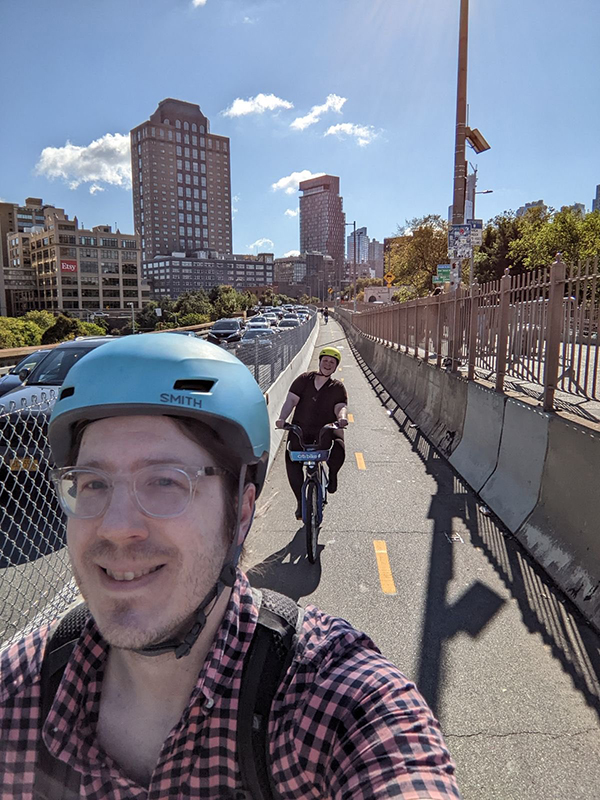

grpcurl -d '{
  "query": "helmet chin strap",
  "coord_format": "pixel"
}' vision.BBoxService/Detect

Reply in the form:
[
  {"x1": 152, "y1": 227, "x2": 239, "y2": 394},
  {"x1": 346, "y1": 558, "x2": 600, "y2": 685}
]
[{"x1": 133, "y1": 465, "x2": 249, "y2": 659}]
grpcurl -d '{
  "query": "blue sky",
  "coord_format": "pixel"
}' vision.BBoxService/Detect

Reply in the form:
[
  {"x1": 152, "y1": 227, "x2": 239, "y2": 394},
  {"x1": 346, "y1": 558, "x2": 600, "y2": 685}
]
[{"x1": 1, "y1": 0, "x2": 599, "y2": 258}]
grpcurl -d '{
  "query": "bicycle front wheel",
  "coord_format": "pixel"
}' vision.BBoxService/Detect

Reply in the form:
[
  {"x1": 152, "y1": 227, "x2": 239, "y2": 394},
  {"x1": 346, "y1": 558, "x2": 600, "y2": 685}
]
[{"x1": 305, "y1": 480, "x2": 319, "y2": 563}]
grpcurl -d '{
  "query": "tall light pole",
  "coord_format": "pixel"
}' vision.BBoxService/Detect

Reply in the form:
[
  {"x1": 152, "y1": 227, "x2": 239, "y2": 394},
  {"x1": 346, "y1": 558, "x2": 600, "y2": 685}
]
[
  {"x1": 452, "y1": 0, "x2": 469, "y2": 227},
  {"x1": 127, "y1": 302, "x2": 135, "y2": 334}
]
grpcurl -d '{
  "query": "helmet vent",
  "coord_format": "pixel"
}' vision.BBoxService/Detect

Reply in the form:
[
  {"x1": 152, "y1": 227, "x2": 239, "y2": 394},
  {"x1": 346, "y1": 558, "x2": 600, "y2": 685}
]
[
  {"x1": 173, "y1": 379, "x2": 216, "y2": 393},
  {"x1": 59, "y1": 386, "x2": 75, "y2": 400}
]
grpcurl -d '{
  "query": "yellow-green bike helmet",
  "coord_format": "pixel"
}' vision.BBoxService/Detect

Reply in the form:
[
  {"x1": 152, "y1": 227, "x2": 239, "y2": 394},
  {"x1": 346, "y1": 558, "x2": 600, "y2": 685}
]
[{"x1": 319, "y1": 346, "x2": 341, "y2": 363}]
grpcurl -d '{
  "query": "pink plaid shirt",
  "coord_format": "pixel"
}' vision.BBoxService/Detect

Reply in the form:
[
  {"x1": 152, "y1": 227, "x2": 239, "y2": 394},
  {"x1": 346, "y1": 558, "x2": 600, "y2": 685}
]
[{"x1": 1, "y1": 571, "x2": 461, "y2": 799}]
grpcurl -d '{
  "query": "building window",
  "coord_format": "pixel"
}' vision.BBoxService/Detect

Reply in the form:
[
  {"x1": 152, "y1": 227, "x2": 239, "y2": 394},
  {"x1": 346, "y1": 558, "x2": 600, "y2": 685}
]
[{"x1": 176, "y1": 120, "x2": 181, "y2": 129}]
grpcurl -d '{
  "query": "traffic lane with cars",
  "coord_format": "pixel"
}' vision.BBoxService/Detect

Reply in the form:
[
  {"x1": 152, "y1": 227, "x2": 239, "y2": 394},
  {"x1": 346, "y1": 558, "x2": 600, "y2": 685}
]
[{"x1": 245, "y1": 316, "x2": 600, "y2": 800}]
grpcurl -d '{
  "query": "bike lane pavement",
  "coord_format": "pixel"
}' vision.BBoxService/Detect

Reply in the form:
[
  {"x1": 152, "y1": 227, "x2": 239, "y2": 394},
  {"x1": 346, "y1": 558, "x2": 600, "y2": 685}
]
[{"x1": 246, "y1": 317, "x2": 600, "y2": 800}]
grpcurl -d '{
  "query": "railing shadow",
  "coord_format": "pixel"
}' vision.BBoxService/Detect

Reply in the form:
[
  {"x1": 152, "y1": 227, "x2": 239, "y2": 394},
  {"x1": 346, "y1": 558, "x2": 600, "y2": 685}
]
[{"x1": 351, "y1": 339, "x2": 600, "y2": 720}]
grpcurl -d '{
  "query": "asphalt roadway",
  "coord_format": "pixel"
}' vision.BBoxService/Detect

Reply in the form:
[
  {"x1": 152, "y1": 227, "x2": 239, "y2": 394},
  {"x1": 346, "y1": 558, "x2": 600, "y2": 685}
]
[{"x1": 245, "y1": 317, "x2": 600, "y2": 800}]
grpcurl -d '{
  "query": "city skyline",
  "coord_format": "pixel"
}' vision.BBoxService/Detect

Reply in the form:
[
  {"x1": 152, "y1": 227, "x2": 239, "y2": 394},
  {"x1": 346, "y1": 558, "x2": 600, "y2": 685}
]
[{"x1": 1, "y1": 0, "x2": 599, "y2": 261}]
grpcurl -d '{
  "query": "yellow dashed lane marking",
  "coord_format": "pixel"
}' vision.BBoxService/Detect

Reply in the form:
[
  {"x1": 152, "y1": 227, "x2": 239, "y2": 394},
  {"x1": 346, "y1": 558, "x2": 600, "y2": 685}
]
[
  {"x1": 355, "y1": 452, "x2": 366, "y2": 470},
  {"x1": 348, "y1": 413, "x2": 354, "y2": 423},
  {"x1": 373, "y1": 540, "x2": 397, "y2": 595}
]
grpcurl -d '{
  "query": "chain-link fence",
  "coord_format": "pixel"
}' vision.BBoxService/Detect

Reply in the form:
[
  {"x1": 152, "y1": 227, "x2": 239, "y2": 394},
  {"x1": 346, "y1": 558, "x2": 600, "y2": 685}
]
[
  {"x1": 222, "y1": 312, "x2": 317, "y2": 391},
  {"x1": 0, "y1": 313, "x2": 317, "y2": 647}
]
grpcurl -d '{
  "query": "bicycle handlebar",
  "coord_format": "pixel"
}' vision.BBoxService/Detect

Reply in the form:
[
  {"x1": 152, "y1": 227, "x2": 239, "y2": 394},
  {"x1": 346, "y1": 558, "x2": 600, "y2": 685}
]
[{"x1": 282, "y1": 421, "x2": 340, "y2": 450}]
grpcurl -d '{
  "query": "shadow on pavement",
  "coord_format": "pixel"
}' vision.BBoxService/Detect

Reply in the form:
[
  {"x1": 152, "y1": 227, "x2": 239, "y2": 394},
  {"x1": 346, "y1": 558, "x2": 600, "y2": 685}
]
[
  {"x1": 351, "y1": 340, "x2": 600, "y2": 721},
  {"x1": 247, "y1": 526, "x2": 324, "y2": 602}
]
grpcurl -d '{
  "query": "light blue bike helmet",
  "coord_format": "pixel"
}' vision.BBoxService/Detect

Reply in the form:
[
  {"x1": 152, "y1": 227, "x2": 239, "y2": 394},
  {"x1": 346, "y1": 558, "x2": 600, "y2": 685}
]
[
  {"x1": 49, "y1": 332, "x2": 271, "y2": 659},
  {"x1": 48, "y1": 332, "x2": 270, "y2": 495}
]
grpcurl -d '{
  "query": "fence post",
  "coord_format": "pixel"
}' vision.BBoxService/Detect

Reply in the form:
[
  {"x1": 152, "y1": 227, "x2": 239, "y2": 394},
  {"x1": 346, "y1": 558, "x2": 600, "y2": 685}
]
[
  {"x1": 495, "y1": 269, "x2": 511, "y2": 393},
  {"x1": 449, "y1": 290, "x2": 460, "y2": 372},
  {"x1": 543, "y1": 256, "x2": 567, "y2": 411},
  {"x1": 423, "y1": 299, "x2": 430, "y2": 363},
  {"x1": 467, "y1": 282, "x2": 479, "y2": 381},
  {"x1": 435, "y1": 292, "x2": 443, "y2": 368},
  {"x1": 413, "y1": 301, "x2": 419, "y2": 357}
]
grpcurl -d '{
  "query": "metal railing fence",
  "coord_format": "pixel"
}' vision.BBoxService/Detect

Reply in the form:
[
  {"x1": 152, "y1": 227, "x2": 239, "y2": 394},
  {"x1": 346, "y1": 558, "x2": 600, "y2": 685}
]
[
  {"x1": 0, "y1": 313, "x2": 316, "y2": 647},
  {"x1": 349, "y1": 257, "x2": 599, "y2": 411}
]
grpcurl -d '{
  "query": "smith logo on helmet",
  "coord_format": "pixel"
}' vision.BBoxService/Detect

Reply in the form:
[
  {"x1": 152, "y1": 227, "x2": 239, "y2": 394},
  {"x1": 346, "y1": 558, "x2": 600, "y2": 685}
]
[{"x1": 159, "y1": 393, "x2": 203, "y2": 408}]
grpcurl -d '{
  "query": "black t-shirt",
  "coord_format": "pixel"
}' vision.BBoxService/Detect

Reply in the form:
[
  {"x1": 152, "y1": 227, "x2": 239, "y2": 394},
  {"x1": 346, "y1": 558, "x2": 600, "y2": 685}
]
[{"x1": 289, "y1": 371, "x2": 348, "y2": 441}]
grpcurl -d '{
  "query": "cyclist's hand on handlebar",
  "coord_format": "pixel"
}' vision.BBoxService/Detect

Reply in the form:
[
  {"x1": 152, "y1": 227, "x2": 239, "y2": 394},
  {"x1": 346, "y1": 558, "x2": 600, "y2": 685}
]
[
  {"x1": 275, "y1": 419, "x2": 285, "y2": 429},
  {"x1": 337, "y1": 418, "x2": 349, "y2": 428}
]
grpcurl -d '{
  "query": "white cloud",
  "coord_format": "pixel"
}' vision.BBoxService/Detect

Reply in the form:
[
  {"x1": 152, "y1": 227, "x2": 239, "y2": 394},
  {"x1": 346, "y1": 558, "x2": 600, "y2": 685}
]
[
  {"x1": 192, "y1": 0, "x2": 207, "y2": 7},
  {"x1": 271, "y1": 169, "x2": 324, "y2": 195},
  {"x1": 290, "y1": 94, "x2": 346, "y2": 131},
  {"x1": 89, "y1": 184, "x2": 105, "y2": 195},
  {"x1": 285, "y1": 208, "x2": 299, "y2": 217},
  {"x1": 232, "y1": 194, "x2": 240, "y2": 215},
  {"x1": 283, "y1": 250, "x2": 300, "y2": 257},
  {"x1": 243, "y1": 16, "x2": 256, "y2": 24},
  {"x1": 223, "y1": 93, "x2": 293, "y2": 117},
  {"x1": 35, "y1": 132, "x2": 131, "y2": 191},
  {"x1": 324, "y1": 123, "x2": 378, "y2": 147},
  {"x1": 248, "y1": 237, "x2": 275, "y2": 252}
]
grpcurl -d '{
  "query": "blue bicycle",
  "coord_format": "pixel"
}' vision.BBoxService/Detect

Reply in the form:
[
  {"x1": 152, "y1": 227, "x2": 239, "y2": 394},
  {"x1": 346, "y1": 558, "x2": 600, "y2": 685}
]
[{"x1": 285, "y1": 422, "x2": 339, "y2": 563}]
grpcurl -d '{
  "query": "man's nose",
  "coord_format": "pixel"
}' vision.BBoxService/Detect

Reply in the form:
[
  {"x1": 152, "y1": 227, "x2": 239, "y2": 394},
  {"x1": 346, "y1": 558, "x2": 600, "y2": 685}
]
[{"x1": 96, "y1": 482, "x2": 149, "y2": 542}]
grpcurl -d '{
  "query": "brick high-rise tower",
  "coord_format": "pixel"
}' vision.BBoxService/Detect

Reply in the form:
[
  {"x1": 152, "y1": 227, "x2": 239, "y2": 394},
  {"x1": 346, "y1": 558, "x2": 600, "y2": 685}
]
[
  {"x1": 299, "y1": 174, "x2": 345, "y2": 287},
  {"x1": 130, "y1": 99, "x2": 232, "y2": 266}
]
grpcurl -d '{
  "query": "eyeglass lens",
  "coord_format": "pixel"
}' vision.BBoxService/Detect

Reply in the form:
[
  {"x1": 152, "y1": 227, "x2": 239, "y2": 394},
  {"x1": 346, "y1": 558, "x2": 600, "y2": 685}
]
[{"x1": 56, "y1": 466, "x2": 194, "y2": 519}]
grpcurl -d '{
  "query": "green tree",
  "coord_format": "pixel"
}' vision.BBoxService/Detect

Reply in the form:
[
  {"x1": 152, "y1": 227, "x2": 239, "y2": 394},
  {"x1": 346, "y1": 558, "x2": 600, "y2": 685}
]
[
  {"x1": 474, "y1": 212, "x2": 525, "y2": 283},
  {"x1": 209, "y1": 285, "x2": 241, "y2": 320},
  {"x1": 40, "y1": 315, "x2": 104, "y2": 344},
  {"x1": 79, "y1": 321, "x2": 106, "y2": 336},
  {"x1": 178, "y1": 312, "x2": 210, "y2": 327},
  {"x1": 0, "y1": 318, "x2": 45, "y2": 348},
  {"x1": 174, "y1": 290, "x2": 212, "y2": 319},
  {"x1": 23, "y1": 310, "x2": 55, "y2": 332},
  {"x1": 390, "y1": 215, "x2": 448, "y2": 296},
  {"x1": 509, "y1": 206, "x2": 600, "y2": 269}
]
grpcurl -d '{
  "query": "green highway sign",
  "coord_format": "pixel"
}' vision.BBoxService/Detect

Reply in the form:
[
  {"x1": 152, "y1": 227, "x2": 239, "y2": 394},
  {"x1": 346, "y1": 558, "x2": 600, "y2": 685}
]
[
  {"x1": 432, "y1": 276, "x2": 445, "y2": 284},
  {"x1": 436, "y1": 264, "x2": 451, "y2": 279}
]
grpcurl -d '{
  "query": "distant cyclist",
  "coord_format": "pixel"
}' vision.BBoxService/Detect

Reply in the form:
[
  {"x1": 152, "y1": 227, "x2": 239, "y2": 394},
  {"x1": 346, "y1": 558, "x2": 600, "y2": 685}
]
[
  {"x1": 323, "y1": 307, "x2": 329, "y2": 324},
  {"x1": 276, "y1": 346, "x2": 347, "y2": 519}
]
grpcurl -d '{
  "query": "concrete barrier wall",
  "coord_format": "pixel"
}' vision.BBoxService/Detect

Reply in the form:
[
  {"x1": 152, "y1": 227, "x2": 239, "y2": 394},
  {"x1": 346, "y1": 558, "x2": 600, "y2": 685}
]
[
  {"x1": 449, "y1": 383, "x2": 506, "y2": 492},
  {"x1": 479, "y1": 399, "x2": 550, "y2": 532},
  {"x1": 335, "y1": 309, "x2": 600, "y2": 630},
  {"x1": 517, "y1": 417, "x2": 600, "y2": 625},
  {"x1": 339, "y1": 313, "x2": 466, "y2": 456}
]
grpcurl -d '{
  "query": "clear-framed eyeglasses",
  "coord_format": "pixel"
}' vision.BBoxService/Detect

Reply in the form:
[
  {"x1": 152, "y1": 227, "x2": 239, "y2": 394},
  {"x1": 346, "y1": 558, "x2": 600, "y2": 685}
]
[{"x1": 50, "y1": 464, "x2": 230, "y2": 520}]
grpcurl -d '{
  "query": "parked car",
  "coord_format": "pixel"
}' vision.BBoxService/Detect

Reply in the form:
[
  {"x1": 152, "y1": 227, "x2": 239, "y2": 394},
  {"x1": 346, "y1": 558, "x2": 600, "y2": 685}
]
[
  {"x1": 236, "y1": 328, "x2": 277, "y2": 351},
  {"x1": 207, "y1": 318, "x2": 245, "y2": 345},
  {"x1": 246, "y1": 321, "x2": 272, "y2": 331},
  {"x1": 263, "y1": 313, "x2": 279, "y2": 327},
  {"x1": 0, "y1": 336, "x2": 114, "y2": 563},
  {"x1": 0, "y1": 349, "x2": 52, "y2": 399},
  {"x1": 278, "y1": 319, "x2": 301, "y2": 329}
]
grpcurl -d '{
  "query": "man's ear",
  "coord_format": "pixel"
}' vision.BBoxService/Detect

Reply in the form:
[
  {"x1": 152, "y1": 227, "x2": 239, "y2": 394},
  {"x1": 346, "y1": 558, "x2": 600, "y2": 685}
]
[{"x1": 236, "y1": 482, "x2": 256, "y2": 546}]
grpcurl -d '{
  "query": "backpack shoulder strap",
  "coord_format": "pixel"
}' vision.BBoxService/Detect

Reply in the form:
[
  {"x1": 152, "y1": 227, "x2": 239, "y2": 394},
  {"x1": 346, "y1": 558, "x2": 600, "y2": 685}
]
[
  {"x1": 34, "y1": 601, "x2": 88, "y2": 800},
  {"x1": 237, "y1": 587, "x2": 304, "y2": 800}
]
